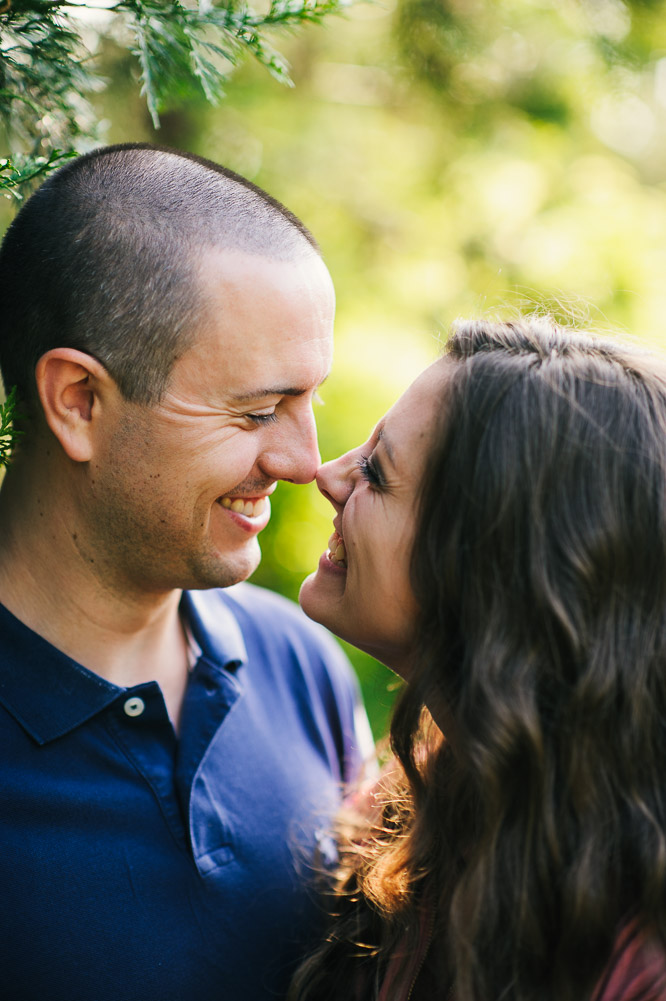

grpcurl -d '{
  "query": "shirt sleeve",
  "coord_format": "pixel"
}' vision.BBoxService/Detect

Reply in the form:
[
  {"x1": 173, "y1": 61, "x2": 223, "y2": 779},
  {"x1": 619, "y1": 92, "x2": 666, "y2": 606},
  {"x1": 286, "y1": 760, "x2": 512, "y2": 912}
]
[{"x1": 320, "y1": 632, "x2": 377, "y2": 784}]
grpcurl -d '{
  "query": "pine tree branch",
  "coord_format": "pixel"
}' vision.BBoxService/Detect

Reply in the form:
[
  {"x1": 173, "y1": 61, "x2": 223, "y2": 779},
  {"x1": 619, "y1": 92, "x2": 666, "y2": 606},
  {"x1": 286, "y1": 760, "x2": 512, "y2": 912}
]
[
  {"x1": 0, "y1": 149, "x2": 77, "y2": 197},
  {"x1": 1, "y1": 0, "x2": 351, "y2": 186}
]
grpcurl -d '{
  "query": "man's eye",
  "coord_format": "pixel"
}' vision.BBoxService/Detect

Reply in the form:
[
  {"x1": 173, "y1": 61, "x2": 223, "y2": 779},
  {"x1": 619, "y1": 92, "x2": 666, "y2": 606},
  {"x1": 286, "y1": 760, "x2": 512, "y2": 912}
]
[{"x1": 246, "y1": 412, "x2": 279, "y2": 426}]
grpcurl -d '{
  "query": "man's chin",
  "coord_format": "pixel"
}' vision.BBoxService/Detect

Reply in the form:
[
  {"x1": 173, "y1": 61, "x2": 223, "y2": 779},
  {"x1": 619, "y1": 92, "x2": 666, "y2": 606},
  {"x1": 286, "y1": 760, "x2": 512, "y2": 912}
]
[{"x1": 186, "y1": 542, "x2": 262, "y2": 591}]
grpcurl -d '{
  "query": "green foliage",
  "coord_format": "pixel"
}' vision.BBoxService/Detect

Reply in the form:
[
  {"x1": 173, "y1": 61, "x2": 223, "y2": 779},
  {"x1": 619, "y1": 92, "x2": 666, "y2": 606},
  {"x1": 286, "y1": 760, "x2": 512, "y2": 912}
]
[
  {"x1": 121, "y1": 0, "x2": 347, "y2": 128},
  {"x1": 0, "y1": 0, "x2": 98, "y2": 166},
  {"x1": 0, "y1": 388, "x2": 21, "y2": 468},
  {"x1": 0, "y1": 0, "x2": 350, "y2": 196},
  {"x1": 0, "y1": 149, "x2": 77, "y2": 200}
]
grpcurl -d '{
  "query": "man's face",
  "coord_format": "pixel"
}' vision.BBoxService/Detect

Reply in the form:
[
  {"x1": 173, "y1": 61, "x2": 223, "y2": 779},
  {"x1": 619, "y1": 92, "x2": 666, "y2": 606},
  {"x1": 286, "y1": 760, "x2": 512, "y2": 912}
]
[{"x1": 83, "y1": 249, "x2": 335, "y2": 596}]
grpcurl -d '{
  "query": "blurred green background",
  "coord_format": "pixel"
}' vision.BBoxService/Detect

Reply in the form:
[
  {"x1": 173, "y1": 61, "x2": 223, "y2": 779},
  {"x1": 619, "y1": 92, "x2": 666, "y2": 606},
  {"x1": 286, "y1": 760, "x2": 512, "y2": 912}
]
[{"x1": 5, "y1": 0, "x2": 666, "y2": 738}]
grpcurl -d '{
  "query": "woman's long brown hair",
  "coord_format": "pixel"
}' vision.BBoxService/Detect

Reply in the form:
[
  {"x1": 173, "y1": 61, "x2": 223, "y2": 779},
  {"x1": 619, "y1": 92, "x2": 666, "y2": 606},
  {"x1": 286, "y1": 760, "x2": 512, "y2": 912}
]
[{"x1": 290, "y1": 318, "x2": 666, "y2": 1001}]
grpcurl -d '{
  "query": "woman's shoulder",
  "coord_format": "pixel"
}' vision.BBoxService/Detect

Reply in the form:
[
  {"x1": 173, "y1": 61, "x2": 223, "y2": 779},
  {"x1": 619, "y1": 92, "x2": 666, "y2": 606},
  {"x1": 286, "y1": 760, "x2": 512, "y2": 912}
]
[{"x1": 594, "y1": 921, "x2": 666, "y2": 1001}]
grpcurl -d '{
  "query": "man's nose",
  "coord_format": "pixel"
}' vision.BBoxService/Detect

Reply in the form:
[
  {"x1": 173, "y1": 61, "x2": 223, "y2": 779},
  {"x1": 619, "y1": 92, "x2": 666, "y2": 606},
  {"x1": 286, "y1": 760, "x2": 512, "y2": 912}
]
[{"x1": 259, "y1": 406, "x2": 321, "y2": 485}]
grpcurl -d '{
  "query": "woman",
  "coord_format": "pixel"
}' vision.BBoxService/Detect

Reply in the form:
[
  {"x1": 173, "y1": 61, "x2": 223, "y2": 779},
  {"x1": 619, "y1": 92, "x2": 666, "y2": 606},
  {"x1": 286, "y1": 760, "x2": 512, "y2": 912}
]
[{"x1": 293, "y1": 318, "x2": 666, "y2": 1001}]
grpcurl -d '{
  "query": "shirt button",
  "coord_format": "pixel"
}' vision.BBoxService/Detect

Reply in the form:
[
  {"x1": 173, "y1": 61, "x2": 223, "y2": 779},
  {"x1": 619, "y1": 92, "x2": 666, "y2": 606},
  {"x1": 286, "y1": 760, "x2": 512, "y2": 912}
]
[{"x1": 123, "y1": 696, "x2": 145, "y2": 718}]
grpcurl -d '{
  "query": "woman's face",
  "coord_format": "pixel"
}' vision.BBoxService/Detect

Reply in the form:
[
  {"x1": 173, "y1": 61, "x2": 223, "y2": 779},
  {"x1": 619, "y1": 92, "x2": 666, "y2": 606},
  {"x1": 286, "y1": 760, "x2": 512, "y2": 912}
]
[{"x1": 299, "y1": 358, "x2": 449, "y2": 672}]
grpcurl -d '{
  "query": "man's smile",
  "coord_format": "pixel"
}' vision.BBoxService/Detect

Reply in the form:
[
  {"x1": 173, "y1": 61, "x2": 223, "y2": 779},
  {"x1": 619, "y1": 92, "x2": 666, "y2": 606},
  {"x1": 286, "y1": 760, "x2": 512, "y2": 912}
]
[{"x1": 218, "y1": 495, "x2": 268, "y2": 518}]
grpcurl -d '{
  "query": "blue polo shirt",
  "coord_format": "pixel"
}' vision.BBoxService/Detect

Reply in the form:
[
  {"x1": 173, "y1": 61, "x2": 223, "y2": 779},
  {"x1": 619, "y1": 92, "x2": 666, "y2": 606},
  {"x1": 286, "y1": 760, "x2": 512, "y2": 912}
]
[{"x1": 0, "y1": 583, "x2": 368, "y2": 1001}]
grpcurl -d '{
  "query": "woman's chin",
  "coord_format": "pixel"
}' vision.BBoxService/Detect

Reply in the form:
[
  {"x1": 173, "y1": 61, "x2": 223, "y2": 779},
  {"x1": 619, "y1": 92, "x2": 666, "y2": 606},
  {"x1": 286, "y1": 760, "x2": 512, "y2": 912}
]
[
  {"x1": 298, "y1": 567, "x2": 337, "y2": 631},
  {"x1": 299, "y1": 552, "x2": 346, "y2": 625},
  {"x1": 299, "y1": 558, "x2": 417, "y2": 678},
  {"x1": 297, "y1": 569, "x2": 318, "y2": 616}
]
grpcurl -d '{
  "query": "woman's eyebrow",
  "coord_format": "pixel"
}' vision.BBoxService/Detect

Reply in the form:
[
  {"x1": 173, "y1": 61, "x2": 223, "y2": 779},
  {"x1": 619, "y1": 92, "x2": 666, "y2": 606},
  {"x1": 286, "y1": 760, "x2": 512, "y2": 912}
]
[{"x1": 377, "y1": 427, "x2": 396, "y2": 467}]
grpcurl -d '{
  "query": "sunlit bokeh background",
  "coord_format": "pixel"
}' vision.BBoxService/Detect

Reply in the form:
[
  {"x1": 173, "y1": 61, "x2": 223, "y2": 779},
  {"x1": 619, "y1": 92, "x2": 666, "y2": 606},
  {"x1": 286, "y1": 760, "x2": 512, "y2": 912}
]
[{"x1": 4, "y1": 0, "x2": 666, "y2": 736}]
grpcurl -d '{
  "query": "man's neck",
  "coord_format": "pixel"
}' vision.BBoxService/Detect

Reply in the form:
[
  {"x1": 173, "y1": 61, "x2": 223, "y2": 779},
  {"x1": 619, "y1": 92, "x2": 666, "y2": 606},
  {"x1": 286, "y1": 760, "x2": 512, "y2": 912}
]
[{"x1": 0, "y1": 455, "x2": 192, "y2": 729}]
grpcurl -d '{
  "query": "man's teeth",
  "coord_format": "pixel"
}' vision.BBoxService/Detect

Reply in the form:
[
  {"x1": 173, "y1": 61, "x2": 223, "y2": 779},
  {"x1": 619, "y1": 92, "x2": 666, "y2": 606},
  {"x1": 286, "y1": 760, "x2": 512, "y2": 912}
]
[
  {"x1": 220, "y1": 496, "x2": 266, "y2": 517},
  {"x1": 328, "y1": 532, "x2": 347, "y2": 568}
]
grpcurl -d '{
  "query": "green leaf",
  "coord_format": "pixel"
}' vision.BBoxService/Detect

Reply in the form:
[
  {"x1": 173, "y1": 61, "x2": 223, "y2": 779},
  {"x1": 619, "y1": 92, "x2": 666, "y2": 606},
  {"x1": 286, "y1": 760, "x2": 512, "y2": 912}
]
[
  {"x1": 0, "y1": 388, "x2": 22, "y2": 469},
  {"x1": 0, "y1": 149, "x2": 77, "y2": 198}
]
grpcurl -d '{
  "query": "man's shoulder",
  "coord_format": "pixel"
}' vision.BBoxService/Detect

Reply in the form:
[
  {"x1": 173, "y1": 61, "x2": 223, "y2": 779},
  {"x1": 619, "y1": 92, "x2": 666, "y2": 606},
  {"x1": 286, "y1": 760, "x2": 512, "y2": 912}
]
[{"x1": 189, "y1": 581, "x2": 347, "y2": 667}]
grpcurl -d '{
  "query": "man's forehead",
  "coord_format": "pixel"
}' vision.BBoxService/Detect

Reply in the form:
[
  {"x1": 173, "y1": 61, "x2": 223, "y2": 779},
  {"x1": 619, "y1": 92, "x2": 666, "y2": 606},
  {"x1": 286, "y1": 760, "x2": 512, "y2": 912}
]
[
  {"x1": 196, "y1": 244, "x2": 332, "y2": 292},
  {"x1": 173, "y1": 248, "x2": 334, "y2": 403}
]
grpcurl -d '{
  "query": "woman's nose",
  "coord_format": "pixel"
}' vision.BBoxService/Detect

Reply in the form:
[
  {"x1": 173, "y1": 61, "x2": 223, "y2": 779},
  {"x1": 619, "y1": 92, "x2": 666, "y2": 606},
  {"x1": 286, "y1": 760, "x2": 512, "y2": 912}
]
[{"x1": 316, "y1": 450, "x2": 356, "y2": 509}]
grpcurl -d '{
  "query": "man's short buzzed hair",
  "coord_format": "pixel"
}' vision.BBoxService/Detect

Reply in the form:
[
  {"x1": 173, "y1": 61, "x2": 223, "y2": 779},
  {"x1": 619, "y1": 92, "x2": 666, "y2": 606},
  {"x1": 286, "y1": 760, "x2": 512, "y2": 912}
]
[{"x1": 0, "y1": 143, "x2": 320, "y2": 408}]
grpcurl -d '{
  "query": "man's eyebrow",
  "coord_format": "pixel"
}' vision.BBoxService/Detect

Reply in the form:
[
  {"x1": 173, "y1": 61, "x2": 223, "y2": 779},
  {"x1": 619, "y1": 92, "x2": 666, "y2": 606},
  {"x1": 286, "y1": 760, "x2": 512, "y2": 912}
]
[
  {"x1": 377, "y1": 427, "x2": 396, "y2": 467},
  {"x1": 230, "y1": 387, "x2": 306, "y2": 403},
  {"x1": 230, "y1": 375, "x2": 329, "y2": 405}
]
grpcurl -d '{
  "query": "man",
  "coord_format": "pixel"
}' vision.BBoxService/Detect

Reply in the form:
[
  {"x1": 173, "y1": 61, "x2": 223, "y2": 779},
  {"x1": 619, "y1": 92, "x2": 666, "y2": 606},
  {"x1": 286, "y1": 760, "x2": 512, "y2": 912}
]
[{"x1": 0, "y1": 144, "x2": 370, "y2": 1001}]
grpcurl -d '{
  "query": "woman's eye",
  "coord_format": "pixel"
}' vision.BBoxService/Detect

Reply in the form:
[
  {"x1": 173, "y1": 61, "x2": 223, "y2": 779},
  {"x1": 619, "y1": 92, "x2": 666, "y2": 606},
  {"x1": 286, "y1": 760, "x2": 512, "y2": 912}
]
[
  {"x1": 357, "y1": 453, "x2": 383, "y2": 488},
  {"x1": 246, "y1": 412, "x2": 278, "y2": 426}
]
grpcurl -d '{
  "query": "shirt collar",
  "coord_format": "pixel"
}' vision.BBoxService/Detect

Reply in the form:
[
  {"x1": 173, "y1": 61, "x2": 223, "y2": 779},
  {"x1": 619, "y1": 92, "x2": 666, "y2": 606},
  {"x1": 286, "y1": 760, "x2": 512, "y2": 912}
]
[
  {"x1": 0, "y1": 600, "x2": 121, "y2": 744},
  {"x1": 0, "y1": 591, "x2": 248, "y2": 746},
  {"x1": 180, "y1": 590, "x2": 247, "y2": 670}
]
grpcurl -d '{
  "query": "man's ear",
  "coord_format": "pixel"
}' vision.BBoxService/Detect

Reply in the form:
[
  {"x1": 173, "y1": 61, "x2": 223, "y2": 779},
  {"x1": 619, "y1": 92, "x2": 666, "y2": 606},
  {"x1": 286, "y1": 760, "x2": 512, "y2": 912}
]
[{"x1": 35, "y1": 348, "x2": 112, "y2": 463}]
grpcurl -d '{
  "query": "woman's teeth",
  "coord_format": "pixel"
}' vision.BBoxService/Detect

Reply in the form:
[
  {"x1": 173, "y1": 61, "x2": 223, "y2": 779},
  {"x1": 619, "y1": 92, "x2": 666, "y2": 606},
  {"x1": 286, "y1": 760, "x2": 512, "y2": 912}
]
[
  {"x1": 220, "y1": 496, "x2": 266, "y2": 518},
  {"x1": 328, "y1": 532, "x2": 347, "y2": 568}
]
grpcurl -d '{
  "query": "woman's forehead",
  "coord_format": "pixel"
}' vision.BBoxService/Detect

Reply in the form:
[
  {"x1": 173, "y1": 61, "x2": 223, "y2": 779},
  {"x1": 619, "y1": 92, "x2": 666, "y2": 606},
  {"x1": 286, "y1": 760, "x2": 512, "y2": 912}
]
[
  {"x1": 387, "y1": 358, "x2": 449, "y2": 425},
  {"x1": 381, "y1": 359, "x2": 450, "y2": 467}
]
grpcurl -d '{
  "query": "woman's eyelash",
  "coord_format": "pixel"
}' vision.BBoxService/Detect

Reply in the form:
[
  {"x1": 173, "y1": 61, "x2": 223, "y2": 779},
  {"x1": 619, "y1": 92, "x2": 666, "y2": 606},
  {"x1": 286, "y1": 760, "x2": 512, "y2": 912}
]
[
  {"x1": 357, "y1": 453, "x2": 383, "y2": 487},
  {"x1": 245, "y1": 412, "x2": 276, "y2": 424}
]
